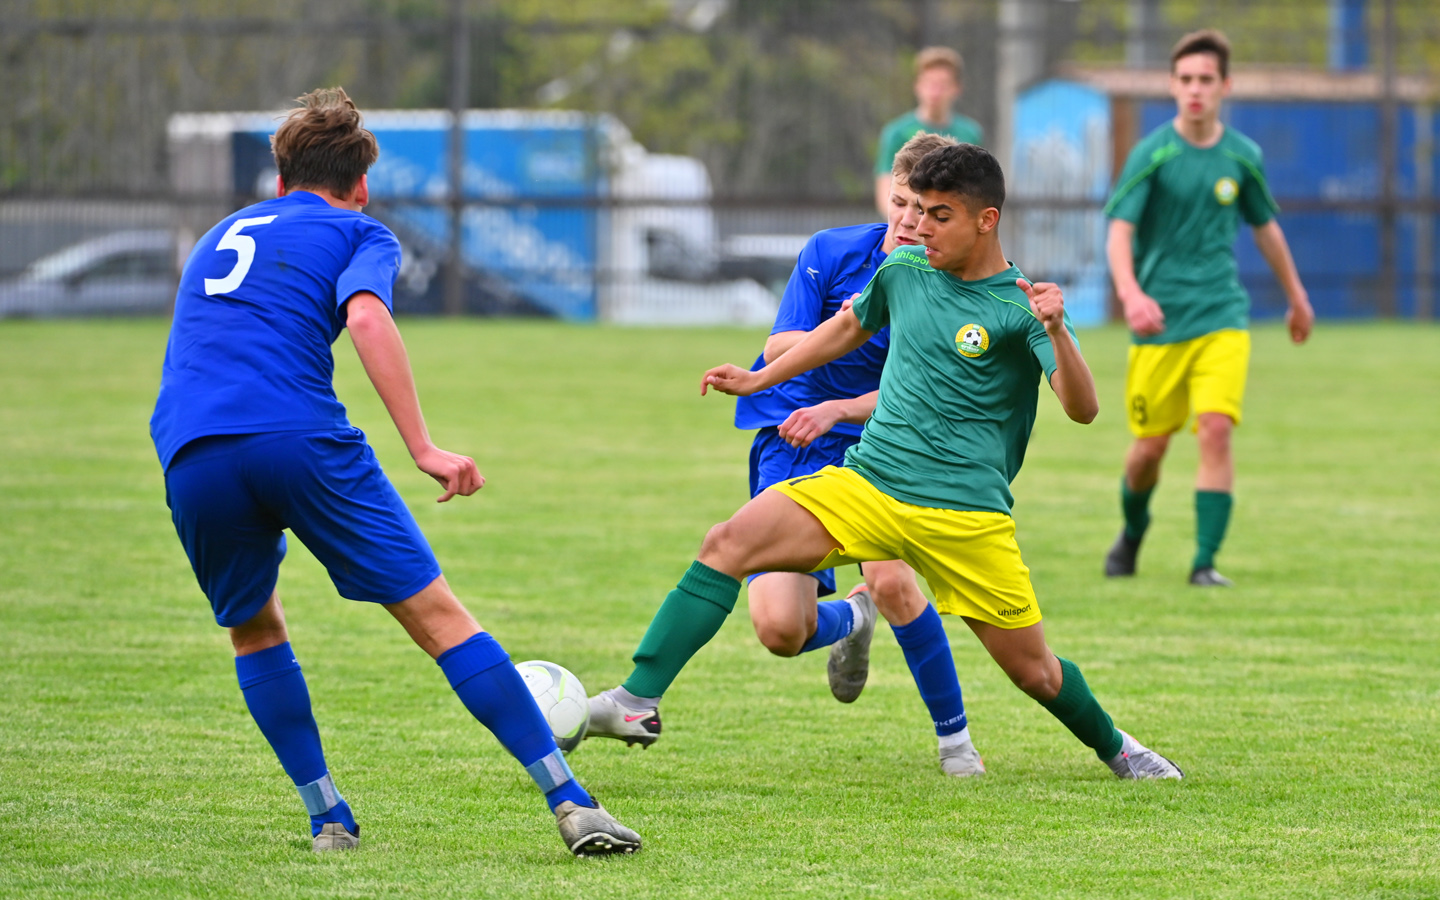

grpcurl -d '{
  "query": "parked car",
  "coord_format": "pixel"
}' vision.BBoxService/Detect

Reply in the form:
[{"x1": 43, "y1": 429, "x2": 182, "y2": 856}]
[{"x1": 0, "y1": 230, "x2": 177, "y2": 318}]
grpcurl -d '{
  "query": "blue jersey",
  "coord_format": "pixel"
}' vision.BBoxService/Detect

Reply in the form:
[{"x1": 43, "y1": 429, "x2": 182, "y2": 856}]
[
  {"x1": 733, "y1": 223, "x2": 891, "y2": 438},
  {"x1": 150, "y1": 191, "x2": 401, "y2": 469}
]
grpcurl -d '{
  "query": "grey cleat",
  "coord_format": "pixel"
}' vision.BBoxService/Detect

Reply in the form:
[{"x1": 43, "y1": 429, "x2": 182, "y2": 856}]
[
  {"x1": 1106, "y1": 730, "x2": 1184, "y2": 780},
  {"x1": 312, "y1": 822, "x2": 359, "y2": 852},
  {"x1": 828, "y1": 587, "x2": 877, "y2": 703},
  {"x1": 1104, "y1": 530, "x2": 1142, "y2": 577},
  {"x1": 585, "y1": 689, "x2": 661, "y2": 748},
  {"x1": 555, "y1": 800, "x2": 643, "y2": 856},
  {"x1": 939, "y1": 737, "x2": 986, "y2": 778},
  {"x1": 1189, "y1": 566, "x2": 1233, "y2": 587}
]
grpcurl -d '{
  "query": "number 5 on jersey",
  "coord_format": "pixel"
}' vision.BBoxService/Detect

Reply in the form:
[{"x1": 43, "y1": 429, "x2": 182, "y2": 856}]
[{"x1": 204, "y1": 215, "x2": 278, "y2": 295}]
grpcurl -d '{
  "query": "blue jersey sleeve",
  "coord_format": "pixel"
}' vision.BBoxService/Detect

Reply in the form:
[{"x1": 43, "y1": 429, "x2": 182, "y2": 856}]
[
  {"x1": 772, "y1": 235, "x2": 829, "y2": 334},
  {"x1": 335, "y1": 221, "x2": 401, "y2": 313}
]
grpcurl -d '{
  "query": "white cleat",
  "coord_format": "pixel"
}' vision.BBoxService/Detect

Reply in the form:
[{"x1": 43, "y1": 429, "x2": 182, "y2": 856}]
[
  {"x1": 584, "y1": 689, "x2": 661, "y2": 748},
  {"x1": 1106, "y1": 730, "x2": 1184, "y2": 780},
  {"x1": 828, "y1": 587, "x2": 877, "y2": 703},
  {"x1": 555, "y1": 800, "x2": 642, "y2": 856},
  {"x1": 939, "y1": 737, "x2": 986, "y2": 777},
  {"x1": 312, "y1": 822, "x2": 359, "y2": 852}
]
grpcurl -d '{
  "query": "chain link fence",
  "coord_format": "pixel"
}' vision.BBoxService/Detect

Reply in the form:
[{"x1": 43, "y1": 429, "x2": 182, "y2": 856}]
[{"x1": 2, "y1": 0, "x2": 1437, "y2": 322}]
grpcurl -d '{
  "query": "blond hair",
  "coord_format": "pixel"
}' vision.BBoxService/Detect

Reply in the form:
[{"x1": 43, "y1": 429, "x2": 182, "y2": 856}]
[
  {"x1": 892, "y1": 131, "x2": 960, "y2": 182},
  {"x1": 914, "y1": 46, "x2": 963, "y2": 81}
]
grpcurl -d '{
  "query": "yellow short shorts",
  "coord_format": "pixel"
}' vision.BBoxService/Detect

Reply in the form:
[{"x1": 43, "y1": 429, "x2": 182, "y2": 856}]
[
  {"x1": 1125, "y1": 328, "x2": 1250, "y2": 438},
  {"x1": 770, "y1": 465, "x2": 1041, "y2": 629}
]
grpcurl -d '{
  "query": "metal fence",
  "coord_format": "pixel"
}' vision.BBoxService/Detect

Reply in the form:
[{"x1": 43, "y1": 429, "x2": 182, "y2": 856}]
[{"x1": 2, "y1": 0, "x2": 1437, "y2": 323}]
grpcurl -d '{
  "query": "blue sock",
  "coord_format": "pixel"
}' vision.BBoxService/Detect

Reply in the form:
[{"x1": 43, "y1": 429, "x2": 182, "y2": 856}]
[
  {"x1": 892, "y1": 606, "x2": 967, "y2": 735},
  {"x1": 437, "y1": 632, "x2": 593, "y2": 811},
  {"x1": 235, "y1": 642, "x2": 356, "y2": 837},
  {"x1": 798, "y1": 599, "x2": 855, "y2": 654}
]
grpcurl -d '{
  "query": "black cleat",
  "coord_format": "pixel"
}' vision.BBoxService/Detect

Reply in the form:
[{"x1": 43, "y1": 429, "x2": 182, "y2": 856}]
[
  {"x1": 1189, "y1": 566, "x2": 1233, "y2": 587},
  {"x1": 1104, "y1": 530, "x2": 1142, "y2": 577}
]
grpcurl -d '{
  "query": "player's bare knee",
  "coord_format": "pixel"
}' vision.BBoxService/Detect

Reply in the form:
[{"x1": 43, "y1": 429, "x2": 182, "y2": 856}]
[
  {"x1": 698, "y1": 519, "x2": 758, "y2": 576},
  {"x1": 1197, "y1": 414, "x2": 1233, "y2": 454},
  {"x1": 1005, "y1": 660, "x2": 1060, "y2": 702},
  {"x1": 754, "y1": 620, "x2": 806, "y2": 657},
  {"x1": 868, "y1": 576, "x2": 926, "y2": 624}
]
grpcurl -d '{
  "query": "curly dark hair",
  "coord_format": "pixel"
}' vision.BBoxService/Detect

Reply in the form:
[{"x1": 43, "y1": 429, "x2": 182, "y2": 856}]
[{"x1": 906, "y1": 143, "x2": 1005, "y2": 213}]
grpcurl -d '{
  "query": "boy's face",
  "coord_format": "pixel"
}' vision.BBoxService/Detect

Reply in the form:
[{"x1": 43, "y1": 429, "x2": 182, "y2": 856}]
[
  {"x1": 883, "y1": 177, "x2": 923, "y2": 249},
  {"x1": 1170, "y1": 52, "x2": 1229, "y2": 123},
  {"x1": 915, "y1": 189, "x2": 994, "y2": 273},
  {"x1": 914, "y1": 66, "x2": 961, "y2": 112}
]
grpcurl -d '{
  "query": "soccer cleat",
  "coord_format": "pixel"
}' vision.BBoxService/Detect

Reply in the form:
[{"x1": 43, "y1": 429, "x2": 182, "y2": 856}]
[
  {"x1": 1189, "y1": 566, "x2": 1233, "y2": 587},
  {"x1": 827, "y1": 587, "x2": 877, "y2": 703},
  {"x1": 1104, "y1": 530, "x2": 1142, "y2": 577},
  {"x1": 312, "y1": 822, "x2": 360, "y2": 852},
  {"x1": 555, "y1": 800, "x2": 642, "y2": 856},
  {"x1": 1106, "y1": 730, "x2": 1184, "y2": 780},
  {"x1": 938, "y1": 738, "x2": 986, "y2": 778},
  {"x1": 584, "y1": 689, "x2": 661, "y2": 748}
]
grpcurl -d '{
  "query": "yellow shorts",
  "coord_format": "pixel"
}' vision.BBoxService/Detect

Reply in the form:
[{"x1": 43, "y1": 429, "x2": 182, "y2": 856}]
[
  {"x1": 1126, "y1": 329, "x2": 1250, "y2": 438},
  {"x1": 770, "y1": 466, "x2": 1041, "y2": 629}
]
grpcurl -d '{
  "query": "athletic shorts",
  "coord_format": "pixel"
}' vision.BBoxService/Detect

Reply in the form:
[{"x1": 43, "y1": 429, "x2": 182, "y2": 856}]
[
  {"x1": 164, "y1": 428, "x2": 442, "y2": 628},
  {"x1": 770, "y1": 465, "x2": 1040, "y2": 628},
  {"x1": 746, "y1": 426, "x2": 861, "y2": 597},
  {"x1": 1126, "y1": 329, "x2": 1250, "y2": 438}
]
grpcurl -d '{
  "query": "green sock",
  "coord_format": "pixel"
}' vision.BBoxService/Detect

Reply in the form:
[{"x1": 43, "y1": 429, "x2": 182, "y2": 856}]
[
  {"x1": 1193, "y1": 490, "x2": 1233, "y2": 570},
  {"x1": 1039, "y1": 658, "x2": 1123, "y2": 760},
  {"x1": 1121, "y1": 478, "x2": 1154, "y2": 542},
  {"x1": 622, "y1": 560, "x2": 741, "y2": 700}
]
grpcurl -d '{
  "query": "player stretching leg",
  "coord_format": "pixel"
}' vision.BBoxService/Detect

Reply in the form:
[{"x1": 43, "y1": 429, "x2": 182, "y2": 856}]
[
  {"x1": 1102, "y1": 30, "x2": 1313, "y2": 586},
  {"x1": 150, "y1": 89, "x2": 640, "y2": 855},
  {"x1": 588, "y1": 134, "x2": 982, "y2": 777},
  {"x1": 597, "y1": 144, "x2": 1181, "y2": 780}
]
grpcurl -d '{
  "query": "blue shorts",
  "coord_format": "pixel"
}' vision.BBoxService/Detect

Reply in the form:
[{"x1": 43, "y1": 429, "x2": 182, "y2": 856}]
[
  {"x1": 747, "y1": 426, "x2": 861, "y2": 597},
  {"x1": 164, "y1": 428, "x2": 442, "y2": 628}
]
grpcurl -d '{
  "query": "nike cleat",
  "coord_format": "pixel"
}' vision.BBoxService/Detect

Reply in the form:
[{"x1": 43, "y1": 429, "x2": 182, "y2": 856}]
[
  {"x1": 939, "y1": 737, "x2": 986, "y2": 778},
  {"x1": 1106, "y1": 730, "x2": 1183, "y2": 780},
  {"x1": 555, "y1": 800, "x2": 642, "y2": 856},
  {"x1": 1189, "y1": 566, "x2": 1233, "y2": 587},
  {"x1": 828, "y1": 587, "x2": 877, "y2": 703},
  {"x1": 585, "y1": 689, "x2": 661, "y2": 748},
  {"x1": 312, "y1": 822, "x2": 360, "y2": 852},
  {"x1": 1104, "y1": 530, "x2": 1142, "y2": 577}
]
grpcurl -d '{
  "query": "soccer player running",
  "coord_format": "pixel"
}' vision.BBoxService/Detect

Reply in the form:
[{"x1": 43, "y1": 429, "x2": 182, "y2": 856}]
[
  {"x1": 150, "y1": 88, "x2": 640, "y2": 856},
  {"x1": 593, "y1": 143, "x2": 1182, "y2": 780},
  {"x1": 587, "y1": 132, "x2": 984, "y2": 778},
  {"x1": 1102, "y1": 29, "x2": 1314, "y2": 587}
]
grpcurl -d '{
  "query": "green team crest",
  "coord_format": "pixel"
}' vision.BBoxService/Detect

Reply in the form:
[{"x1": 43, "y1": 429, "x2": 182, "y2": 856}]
[
  {"x1": 956, "y1": 324, "x2": 990, "y2": 358},
  {"x1": 1214, "y1": 176, "x2": 1239, "y2": 206}
]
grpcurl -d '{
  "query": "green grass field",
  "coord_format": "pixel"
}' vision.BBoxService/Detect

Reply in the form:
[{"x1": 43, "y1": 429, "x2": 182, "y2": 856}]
[{"x1": 1, "y1": 319, "x2": 1437, "y2": 899}]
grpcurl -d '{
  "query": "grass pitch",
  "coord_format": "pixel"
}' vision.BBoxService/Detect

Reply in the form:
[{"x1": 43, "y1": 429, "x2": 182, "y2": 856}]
[{"x1": 0, "y1": 319, "x2": 1436, "y2": 899}]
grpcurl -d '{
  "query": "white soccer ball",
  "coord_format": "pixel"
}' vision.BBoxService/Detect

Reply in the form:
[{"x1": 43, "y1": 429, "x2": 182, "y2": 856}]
[
  {"x1": 514, "y1": 659, "x2": 590, "y2": 753},
  {"x1": 963, "y1": 328, "x2": 983, "y2": 347}
]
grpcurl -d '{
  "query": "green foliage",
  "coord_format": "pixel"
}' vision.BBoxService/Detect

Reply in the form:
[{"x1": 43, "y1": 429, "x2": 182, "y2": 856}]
[{"x1": 1, "y1": 319, "x2": 1438, "y2": 898}]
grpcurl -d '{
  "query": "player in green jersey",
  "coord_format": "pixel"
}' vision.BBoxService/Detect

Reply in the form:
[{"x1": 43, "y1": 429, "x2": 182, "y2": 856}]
[
  {"x1": 874, "y1": 46, "x2": 984, "y2": 214},
  {"x1": 590, "y1": 143, "x2": 1182, "y2": 781},
  {"x1": 1103, "y1": 29, "x2": 1314, "y2": 587}
]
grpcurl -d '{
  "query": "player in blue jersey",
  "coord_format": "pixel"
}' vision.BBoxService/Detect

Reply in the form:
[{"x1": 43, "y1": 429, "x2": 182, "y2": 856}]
[
  {"x1": 150, "y1": 88, "x2": 640, "y2": 857},
  {"x1": 587, "y1": 133, "x2": 985, "y2": 778}
]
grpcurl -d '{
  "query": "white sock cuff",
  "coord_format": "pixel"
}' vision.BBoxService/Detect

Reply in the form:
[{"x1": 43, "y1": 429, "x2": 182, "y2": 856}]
[{"x1": 937, "y1": 727, "x2": 971, "y2": 751}]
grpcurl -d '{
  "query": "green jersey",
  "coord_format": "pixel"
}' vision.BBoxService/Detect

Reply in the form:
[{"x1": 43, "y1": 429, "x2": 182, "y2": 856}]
[
  {"x1": 874, "y1": 110, "x2": 984, "y2": 176},
  {"x1": 1105, "y1": 122, "x2": 1279, "y2": 345},
  {"x1": 846, "y1": 246, "x2": 1075, "y2": 515}
]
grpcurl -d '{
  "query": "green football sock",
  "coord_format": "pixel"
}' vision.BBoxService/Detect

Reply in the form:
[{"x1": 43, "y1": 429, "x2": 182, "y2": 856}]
[
  {"x1": 1039, "y1": 658, "x2": 1123, "y2": 760},
  {"x1": 1121, "y1": 477, "x2": 1154, "y2": 542},
  {"x1": 1193, "y1": 490, "x2": 1233, "y2": 570},
  {"x1": 622, "y1": 560, "x2": 741, "y2": 700}
]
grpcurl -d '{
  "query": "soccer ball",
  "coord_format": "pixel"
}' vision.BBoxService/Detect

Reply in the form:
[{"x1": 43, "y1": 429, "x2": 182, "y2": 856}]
[
  {"x1": 515, "y1": 659, "x2": 590, "y2": 753},
  {"x1": 962, "y1": 328, "x2": 984, "y2": 348}
]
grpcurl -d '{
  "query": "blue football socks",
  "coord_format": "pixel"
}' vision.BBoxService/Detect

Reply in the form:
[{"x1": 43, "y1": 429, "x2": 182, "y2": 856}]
[
  {"x1": 892, "y1": 606, "x2": 968, "y2": 736},
  {"x1": 437, "y1": 632, "x2": 593, "y2": 811},
  {"x1": 798, "y1": 598, "x2": 856, "y2": 654},
  {"x1": 235, "y1": 642, "x2": 356, "y2": 837}
]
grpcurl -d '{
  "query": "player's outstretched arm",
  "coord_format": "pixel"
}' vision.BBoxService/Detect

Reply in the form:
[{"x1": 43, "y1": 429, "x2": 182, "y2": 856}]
[
  {"x1": 701, "y1": 307, "x2": 874, "y2": 398},
  {"x1": 1106, "y1": 219, "x2": 1165, "y2": 337},
  {"x1": 777, "y1": 391, "x2": 878, "y2": 448},
  {"x1": 1252, "y1": 220, "x2": 1314, "y2": 344},
  {"x1": 345, "y1": 292, "x2": 483, "y2": 502},
  {"x1": 1019, "y1": 279, "x2": 1099, "y2": 424}
]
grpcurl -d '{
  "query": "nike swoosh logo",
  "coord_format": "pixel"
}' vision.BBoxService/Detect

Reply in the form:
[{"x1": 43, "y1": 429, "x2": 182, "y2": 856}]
[{"x1": 623, "y1": 713, "x2": 650, "y2": 722}]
